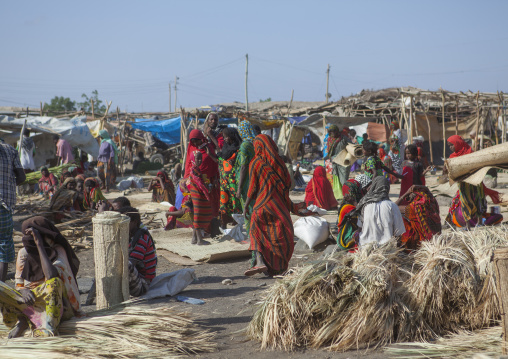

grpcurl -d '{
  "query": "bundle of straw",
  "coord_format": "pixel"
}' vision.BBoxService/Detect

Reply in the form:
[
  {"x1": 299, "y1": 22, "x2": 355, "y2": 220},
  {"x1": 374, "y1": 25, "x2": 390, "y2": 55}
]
[
  {"x1": 0, "y1": 305, "x2": 216, "y2": 358},
  {"x1": 248, "y1": 225, "x2": 508, "y2": 351},
  {"x1": 386, "y1": 326, "x2": 502, "y2": 358}
]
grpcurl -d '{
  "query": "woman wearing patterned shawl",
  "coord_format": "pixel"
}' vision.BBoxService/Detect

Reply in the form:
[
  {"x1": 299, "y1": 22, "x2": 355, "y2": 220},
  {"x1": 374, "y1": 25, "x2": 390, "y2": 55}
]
[
  {"x1": 216, "y1": 127, "x2": 243, "y2": 227},
  {"x1": 183, "y1": 129, "x2": 220, "y2": 222},
  {"x1": 337, "y1": 179, "x2": 364, "y2": 250},
  {"x1": 445, "y1": 135, "x2": 503, "y2": 228},
  {"x1": 236, "y1": 120, "x2": 256, "y2": 235},
  {"x1": 395, "y1": 185, "x2": 442, "y2": 251},
  {"x1": 49, "y1": 178, "x2": 82, "y2": 222},
  {"x1": 83, "y1": 178, "x2": 106, "y2": 210},
  {"x1": 324, "y1": 125, "x2": 350, "y2": 199},
  {"x1": 38, "y1": 167, "x2": 59, "y2": 198},
  {"x1": 0, "y1": 216, "x2": 81, "y2": 338},
  {"x1": 243, "y1": 135, "x2": 313, "y2": 276},
  {"x1": 188, "y1": 151, "x2": 213, "y2": 245},
  {"x1": 148, "y1": 170, "x2": 175, "y2": 204}
]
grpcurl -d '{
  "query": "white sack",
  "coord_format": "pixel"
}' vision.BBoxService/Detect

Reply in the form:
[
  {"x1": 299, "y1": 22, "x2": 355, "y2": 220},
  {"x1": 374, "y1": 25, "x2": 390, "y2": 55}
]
[{"x1": 293, "y1": 216, "x2": 329, "y2": 249}]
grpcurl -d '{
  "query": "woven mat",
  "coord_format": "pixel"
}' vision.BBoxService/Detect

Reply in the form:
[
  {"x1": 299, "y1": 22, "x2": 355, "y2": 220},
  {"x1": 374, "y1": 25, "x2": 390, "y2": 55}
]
[{"x1": 151, "y1": 228, "x2": 250, "y2": 262}]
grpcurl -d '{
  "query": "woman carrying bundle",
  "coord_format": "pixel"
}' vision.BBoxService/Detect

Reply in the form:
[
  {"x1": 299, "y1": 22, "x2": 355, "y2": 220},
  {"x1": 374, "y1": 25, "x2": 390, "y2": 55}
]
[
  {"x1": 243, "y1": 135, "x2": 314, "y2": 276},
  {"x1": 38, "y1": 167, "x2": 58, "y2": 198},
  {"x1": 216, "y1": 127, "x2": 243, "y2": 227},
  {"x1": 396, "y1": 185, "x2": 442, "y2": 251},
  {"x1": 324, "y1": 125, "x2": 350, "y2": 199},
  {"x1": 355, "y1": 176, "x2": 405, "y2": 246},
  {"x1": 83, "y1": 178, "x2": 106, "y2": 210},
  {"x1": 445, "y1": 135, "x2": 503, "y2": 228},
  {"x1": 304, "y1": 166, "x2": 338, "y2": 210},
  {"x1": 148, "y1": 171, "x2": 175, "y2": 204},
  {"x1": 0, "y1": 216, "x2": 81, "y2": 338}
]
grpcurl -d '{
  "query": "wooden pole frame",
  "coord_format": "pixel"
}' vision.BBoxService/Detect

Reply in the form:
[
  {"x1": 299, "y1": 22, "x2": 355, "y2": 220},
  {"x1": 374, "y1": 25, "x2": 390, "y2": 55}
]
[{"x1": 441, "y1": 91, "x2": 446, "y2": 160}]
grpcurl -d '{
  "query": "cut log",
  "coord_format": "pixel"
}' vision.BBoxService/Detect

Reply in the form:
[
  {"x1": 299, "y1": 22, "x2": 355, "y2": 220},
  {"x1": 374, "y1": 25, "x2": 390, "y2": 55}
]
[{"x1": 92, "y1": 211, "x2": 130, "y2": 309}]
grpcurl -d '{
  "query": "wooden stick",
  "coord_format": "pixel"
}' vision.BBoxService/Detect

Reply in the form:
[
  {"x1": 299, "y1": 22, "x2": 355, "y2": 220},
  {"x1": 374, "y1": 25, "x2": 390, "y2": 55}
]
[
  {"x1": 423, "y1": 105, "x2": 434, "y2": 164},
  {"x1": 91, "y1": 99, "x2": 95, "y2": 120},
  {"x1": 474, "y1": 91, "x2": 480, "y2": 151},
  {"x1": 455, "y1": 97, "x2": 459, "y2": 136},
  {"x1": 441, "y1": 91, "x2": 446, "y2": 160}
]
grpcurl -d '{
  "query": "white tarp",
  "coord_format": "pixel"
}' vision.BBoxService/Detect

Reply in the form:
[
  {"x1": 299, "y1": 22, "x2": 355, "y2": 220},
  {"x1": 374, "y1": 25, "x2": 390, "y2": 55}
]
[{"x1": 0, "y1": 115, "x2": 99, "y2": 158}]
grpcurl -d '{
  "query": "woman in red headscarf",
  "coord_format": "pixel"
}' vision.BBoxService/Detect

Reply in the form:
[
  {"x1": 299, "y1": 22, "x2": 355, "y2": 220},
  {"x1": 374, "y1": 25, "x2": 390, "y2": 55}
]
[
  {"x1": 184, "y1": 129, "x2": 220, "y2": 219},
  {"x1": 243, "y1": 135, "x2": 314, "y2": 276},
  {"x1": 148, "y1": 170, "x2": 175, "y2": 204},
  {"x1": 445, "y1": 135, "x2": 503, "y2": 228},
  {"x1": 305, "y1": 166, "x2": 338, "y2": 210}
]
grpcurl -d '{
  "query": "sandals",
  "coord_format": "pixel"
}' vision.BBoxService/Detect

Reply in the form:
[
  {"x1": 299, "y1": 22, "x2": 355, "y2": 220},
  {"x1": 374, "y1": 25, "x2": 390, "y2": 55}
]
[{"x1": 244, "y1": 265, "x2": 268, "y2": 276}]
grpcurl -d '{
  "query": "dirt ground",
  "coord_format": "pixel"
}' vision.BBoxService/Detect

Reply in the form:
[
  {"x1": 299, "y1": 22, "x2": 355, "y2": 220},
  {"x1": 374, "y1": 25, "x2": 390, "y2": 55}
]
[{"x1": 6, "y1": 170, "x2": 508, "y2": 358}]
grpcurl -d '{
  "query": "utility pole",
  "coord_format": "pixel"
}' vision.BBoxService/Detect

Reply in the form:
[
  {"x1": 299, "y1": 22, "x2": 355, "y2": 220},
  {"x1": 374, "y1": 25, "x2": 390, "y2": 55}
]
[
  {"x1": 169, "y1": 83, "x2": 171, "y2": 113},
  {"x1": 245, "y1": 54, "x2": 249, "y2": 112},
  {"x1": 326, "y1": 64, "x2": 330, "y2": 103},
  {"x1": 174, "y1": 76, "x2": 179, "y2": 112}
]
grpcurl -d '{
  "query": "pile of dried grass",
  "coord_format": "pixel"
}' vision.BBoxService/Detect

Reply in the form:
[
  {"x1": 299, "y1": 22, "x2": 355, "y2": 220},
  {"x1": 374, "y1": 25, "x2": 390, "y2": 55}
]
[
  {"x1": 0, "y1": 305, "x2": 216, "y2": 358},
  {"x1": 248, "y1": 225, "x2": 508, "y2": 351},
  {"x1": 386, "y1": 326, "x2": 502, "y2": 358}
]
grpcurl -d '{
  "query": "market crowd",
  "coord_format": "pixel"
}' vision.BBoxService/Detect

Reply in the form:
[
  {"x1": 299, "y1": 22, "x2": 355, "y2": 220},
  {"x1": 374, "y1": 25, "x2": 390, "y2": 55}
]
[{"x1": 0, "y1": 114, "x2": 503, "y2": 338}]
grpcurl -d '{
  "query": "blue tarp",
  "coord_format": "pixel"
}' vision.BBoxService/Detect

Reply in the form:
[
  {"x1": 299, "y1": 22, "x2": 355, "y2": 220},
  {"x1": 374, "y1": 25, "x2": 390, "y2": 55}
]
[
  {"x1": 131, "y1": 117, "x2": 239, "y2": 145},
  {"x1": 131, "y1": 117, "x2": 183, "y2": 145}
]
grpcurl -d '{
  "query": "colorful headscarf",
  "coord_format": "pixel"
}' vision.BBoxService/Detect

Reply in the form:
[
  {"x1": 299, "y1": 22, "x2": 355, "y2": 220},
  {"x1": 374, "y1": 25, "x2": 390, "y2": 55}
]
[
  {"x1": 342, "y1": 179, "x2": 363, "y2": 203},
  {"x1": 391, "y1": 121, "x2": 399, "y2": 130},
  {"x1": 62, "y1": 177, "x2": 76, "y2": 189},
  {"x1": 447, "y1": 135, "x2": 472, "y2": 158},
  {"x1": 238, "y1": 120, "x2": 257, "y2": 142}
]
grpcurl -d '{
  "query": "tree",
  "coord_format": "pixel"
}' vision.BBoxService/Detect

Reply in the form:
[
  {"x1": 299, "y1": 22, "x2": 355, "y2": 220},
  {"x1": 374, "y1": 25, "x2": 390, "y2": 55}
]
[
  {"x1": 44, "y1": 96, "x2": 76, "y2": 116},
  {"x1": 77, "y1": 90, "x2": 107, "y2": 113},
  {"x1": 259, "y1": 97, "x2": 272, "y2": 103}
]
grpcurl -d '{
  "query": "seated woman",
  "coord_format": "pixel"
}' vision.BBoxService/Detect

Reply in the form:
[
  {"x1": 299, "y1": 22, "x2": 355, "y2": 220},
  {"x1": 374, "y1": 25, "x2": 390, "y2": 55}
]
[
  {"x1": 38, "y1": 167, "x2": 58, "y2": 198},
  {"x1": 83, "y1": 178, "x2": 106, "y2": 210},
  {"x1": 165, "y1": 181, "x2": 193, "y2": 230},
  {"x1": 0, "y1": 217, "x2": 80, "y2": 338},
  {"x1": 445, "y1": 135, "x2": 503, "y2": 228},
  {"x1": 304, "y1": 166, "x2": 338, "y2": 210},
  {"x1": 117, "y1": 207, "x2": 157, "y2": 297},
  {"x1": 49, "y1": 178, "x2": 82, "y2": 223},
  {"x1": 59, "y1": 170, "x2": 72, "y2": 186},
  {"x1": 355, "y1": 176, "x2": 405, "y2": 246},
  {"x1": 395, "y1": 185, "x2": 442, "y2": 251},
  {"x1": 337, "y1": 179, "x2": 364, "y2": 250},
  {"x1": 148, "y1": 171, "x2": 175, "y2": 204}
]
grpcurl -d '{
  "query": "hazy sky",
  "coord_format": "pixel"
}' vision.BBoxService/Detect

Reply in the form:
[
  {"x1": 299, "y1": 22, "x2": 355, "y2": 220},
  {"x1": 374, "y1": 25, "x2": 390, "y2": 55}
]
[{"x1": 1, "y1": 0, "x2": 507, "y2": 112}]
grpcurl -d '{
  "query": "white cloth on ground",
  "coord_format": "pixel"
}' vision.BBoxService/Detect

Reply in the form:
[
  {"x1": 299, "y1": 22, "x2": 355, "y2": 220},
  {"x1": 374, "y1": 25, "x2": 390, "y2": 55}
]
[{"x1": 358, "y1": 200, "x2": 405, "y2": 246}]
